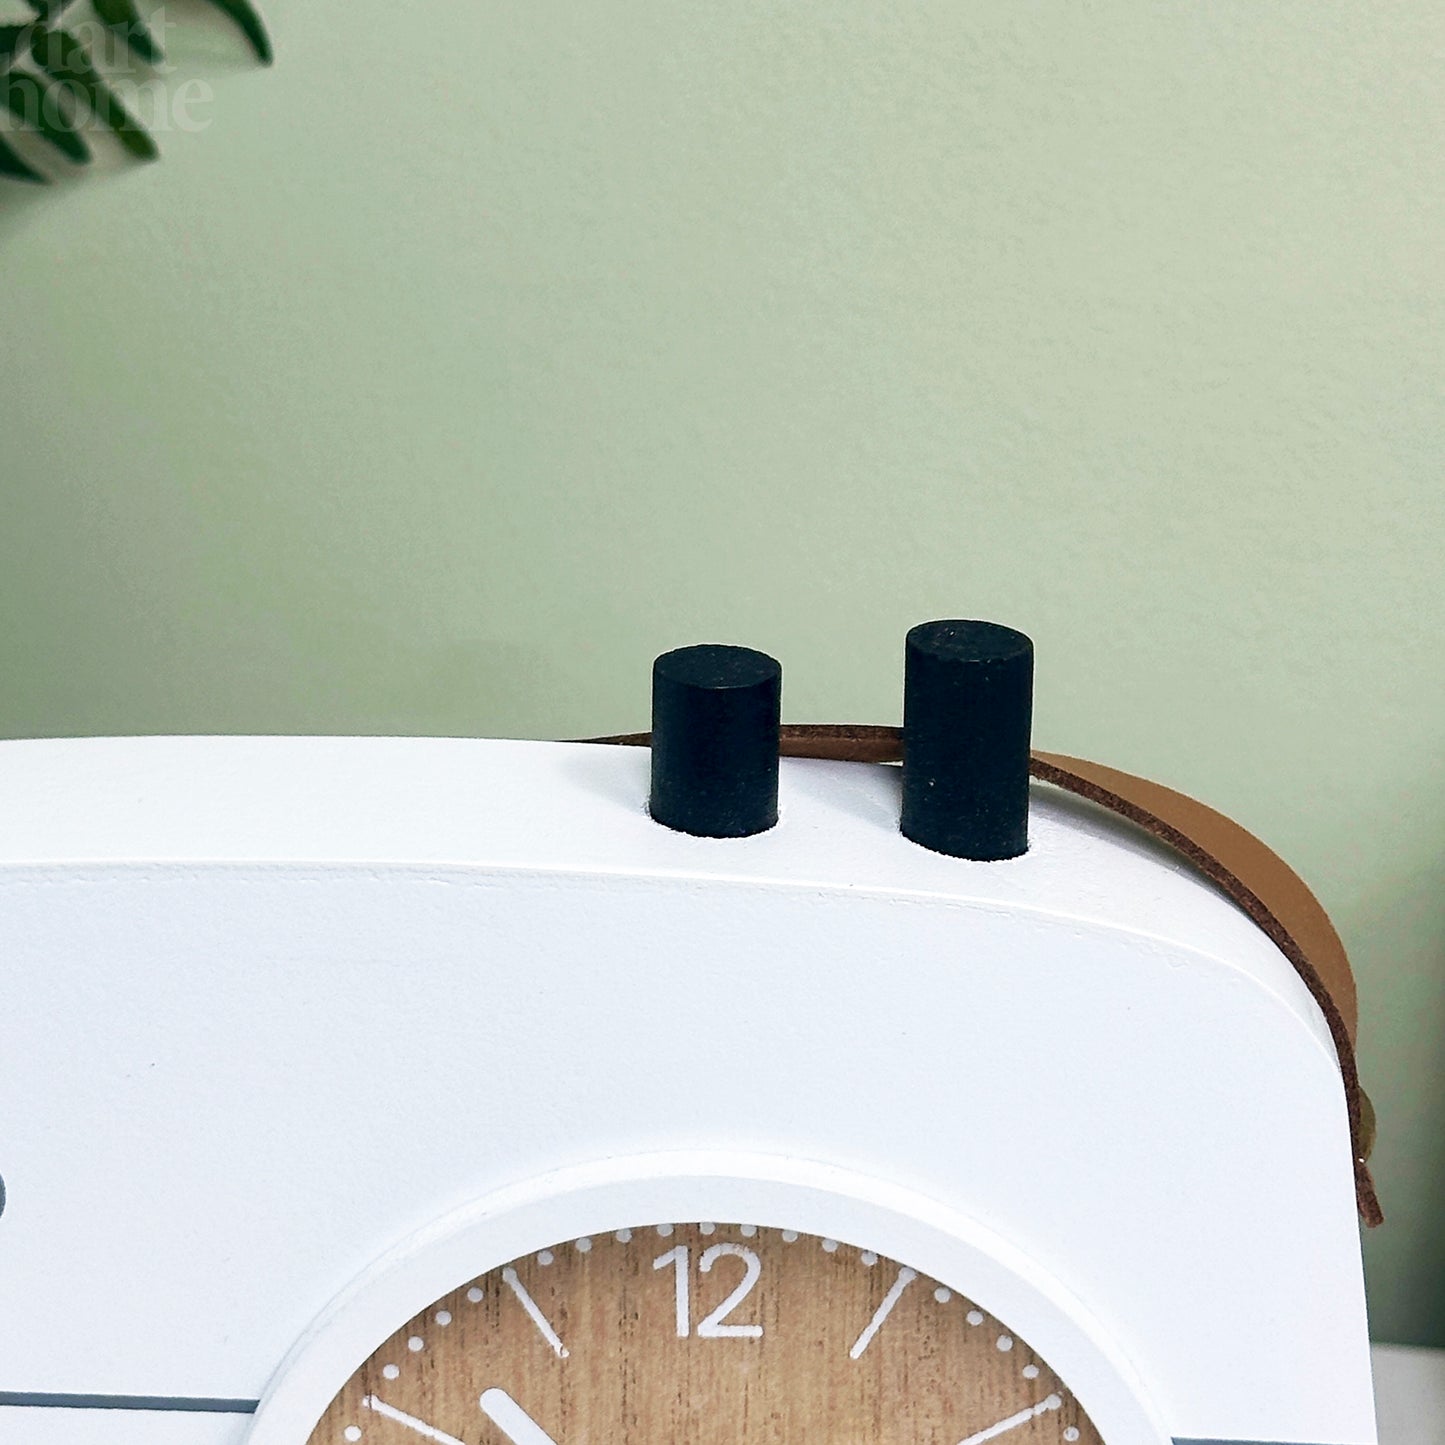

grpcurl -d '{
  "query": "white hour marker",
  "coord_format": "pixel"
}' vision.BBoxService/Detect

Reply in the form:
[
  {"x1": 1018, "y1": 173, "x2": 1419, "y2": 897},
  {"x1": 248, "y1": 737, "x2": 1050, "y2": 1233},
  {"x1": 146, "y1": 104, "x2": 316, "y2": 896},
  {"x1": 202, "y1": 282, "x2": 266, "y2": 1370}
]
[
  {"x1": 654, "y1": 1244, "x2": 691, "y2": 1338},
  {"x1": 956, "y1": 1393, "x2": 1062, "y2": 1445},
  {"x1": 361, "y1": 1396, "x2": 467, "y2": 1445},
  {"x1": 502, "y1": 1267, "x2": 569, "y2": 1358},
  {"x1": 654, "y1": 1242, "x2": 765, "y2": 1338},
  {"x1": 698, "y1": 1243, "x2": 764, "y2": 1338},
  {"x1": 849, "y1": 1266, "x2": 917, "y2": 1359},
  {"x1": 479, "y1": 1387, "x2": 562, "y2": 1445}
]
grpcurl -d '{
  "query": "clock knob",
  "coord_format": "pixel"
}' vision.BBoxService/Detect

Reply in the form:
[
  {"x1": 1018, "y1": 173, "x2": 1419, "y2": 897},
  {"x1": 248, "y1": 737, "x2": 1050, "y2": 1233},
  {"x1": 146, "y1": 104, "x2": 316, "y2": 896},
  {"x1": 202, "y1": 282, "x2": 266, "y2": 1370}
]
[
  {"x1": 901, "y1": 620, "x2": 1033, "y2": 861},
  {"x1": 650, "y1": 644, "x2": 782, "y2": 838}
]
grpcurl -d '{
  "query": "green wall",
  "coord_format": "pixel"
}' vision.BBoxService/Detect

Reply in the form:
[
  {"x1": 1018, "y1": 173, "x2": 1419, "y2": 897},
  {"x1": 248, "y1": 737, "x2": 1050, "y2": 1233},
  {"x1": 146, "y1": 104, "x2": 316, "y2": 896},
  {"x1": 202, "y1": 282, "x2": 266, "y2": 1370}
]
[{"x1": 2, "y1": 2, "x2": 1442, "y2": 1344}]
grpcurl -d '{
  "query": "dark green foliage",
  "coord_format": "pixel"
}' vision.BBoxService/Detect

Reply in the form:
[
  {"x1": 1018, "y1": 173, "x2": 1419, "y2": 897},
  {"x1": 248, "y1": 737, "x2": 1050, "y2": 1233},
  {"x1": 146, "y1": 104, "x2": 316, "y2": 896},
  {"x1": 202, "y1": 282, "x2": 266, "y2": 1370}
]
[
  {"x1": 0, "y1": 129, "x2": 45, "y2": 180},
  {"x1": 21, "y1": 1, "x2": 81, "y2": 20},
  {"x1": 30, "y1": 23, "x2": 156, "y2": 159},
  {"x1": 0, "y1": 0, "x2": 271, "y2": 182},
  {"x1": 3, "y1": 70, "x2": 89, "y2": 162},
  {"x1": 202, "y1": 0, "x2": 271, "y2": 66},
  {"x1": 2, "y1": 25, "x2": 29, "y2": 67},
  {"x1": 93, "y1": 0, "x2": 163, "y2": 66}
]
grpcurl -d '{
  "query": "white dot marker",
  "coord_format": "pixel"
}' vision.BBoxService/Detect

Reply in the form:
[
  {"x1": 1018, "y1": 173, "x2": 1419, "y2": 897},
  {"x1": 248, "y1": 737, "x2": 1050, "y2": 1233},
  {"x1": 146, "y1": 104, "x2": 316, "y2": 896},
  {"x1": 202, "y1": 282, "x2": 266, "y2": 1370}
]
[
  {"x1": 996, "y1": 1334, "x2": 1014, "y2": 1352},
  {"x1": 382, "y1": 1364, "x2": 400, "y2": 1381},
  {"x1": 934, "y1": 1287, "x2": 952, "y2": 1303},
  {"x1": 1065, "y1": 1430, "x2": 1081, "y2": 1442},
  {"x1": 821, "y1": 1238, "x2": 839, "y2": 1253},
  {"x1": 699, "y1": 1221, "x2": 716, "y2": 1235},
  {"x1": 467, "y1": 1287, "x2": 483, "y2": 1304},
  {"x1": 860, "y1": 1251, "x2": 879, "y2": 1267},
  {"x1": 656, "y1": 1223, "x2": 674, "y2": 1237},
  {"x1": 344, "y1": 1428, "x2": 361, "y2": 1442},
  {"x1": 615, "y1": 1229, "x2": 633, "y2": 1243},
  {"x1": 435, "y1": 1310, "x2": 452, "y2": 1326},
  {"x1": 407, "y1": 1336, "x2": 424, "y2": 1353},
  {"x1": 967, "y1": 1309, "x2": 984, "y2": 1326},
  {"x1": 1022, "y1": 1364, "x2": 1040, "y2": 1379},
  {"x1": 781, "y1": 1229, "x2": 799, "y2": 1242},
  {"x1": 537, "y1": 1250, "x2": 555, "y2": 1266},
  {"x1": 740, "y1": 1224, "x2": 758, "y2": 1237},
  {"x1": 575, "y1": 1237, "x2": 593, "y2": 1253}
]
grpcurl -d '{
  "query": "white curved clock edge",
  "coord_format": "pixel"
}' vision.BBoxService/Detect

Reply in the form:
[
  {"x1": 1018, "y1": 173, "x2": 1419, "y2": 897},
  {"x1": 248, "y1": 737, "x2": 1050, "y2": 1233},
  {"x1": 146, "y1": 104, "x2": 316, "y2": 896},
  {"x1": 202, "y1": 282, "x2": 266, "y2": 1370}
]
[{"x1": 246, "y1": 1150, "x2": 1171, "y2": 1445}]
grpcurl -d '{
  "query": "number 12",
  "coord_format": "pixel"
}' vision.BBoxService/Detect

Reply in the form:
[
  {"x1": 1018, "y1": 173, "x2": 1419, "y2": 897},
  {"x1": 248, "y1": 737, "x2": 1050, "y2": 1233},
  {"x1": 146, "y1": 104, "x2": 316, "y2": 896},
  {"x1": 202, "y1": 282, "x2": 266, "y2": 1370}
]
[{"x1": 653, "y1": 1243, "x2": 764, "y2": 1339}]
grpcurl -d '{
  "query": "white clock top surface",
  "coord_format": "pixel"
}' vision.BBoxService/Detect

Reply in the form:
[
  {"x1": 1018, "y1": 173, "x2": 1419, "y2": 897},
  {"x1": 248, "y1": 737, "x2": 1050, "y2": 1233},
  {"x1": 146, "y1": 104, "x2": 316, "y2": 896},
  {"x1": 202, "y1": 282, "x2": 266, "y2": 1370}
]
[
  {"x1": 0, "y1": 734, "x2": 1370, "y2": 1444},
  {"x1": 0, "y1": 734, "x2": 1330, "y2": 1057}
]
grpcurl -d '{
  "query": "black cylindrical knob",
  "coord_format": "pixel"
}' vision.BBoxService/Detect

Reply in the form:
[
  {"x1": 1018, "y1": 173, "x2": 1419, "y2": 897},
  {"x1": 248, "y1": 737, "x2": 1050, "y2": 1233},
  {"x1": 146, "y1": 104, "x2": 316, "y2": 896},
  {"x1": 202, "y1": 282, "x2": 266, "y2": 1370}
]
[
  {"x1": 901, "y1": 620, "x2": 1033, "y2": 861},
  {"x1": 650, "y1": 644, "x2": 781, "y2": 838}
]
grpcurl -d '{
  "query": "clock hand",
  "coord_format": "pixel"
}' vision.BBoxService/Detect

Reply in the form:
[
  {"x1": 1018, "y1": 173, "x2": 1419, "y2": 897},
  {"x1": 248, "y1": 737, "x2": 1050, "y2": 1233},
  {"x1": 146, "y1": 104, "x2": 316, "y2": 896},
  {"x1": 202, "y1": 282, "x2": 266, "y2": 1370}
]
[
  {"x1": 360, "y1": 1395, "x2": 467, "y2": 1445},
  {"x1": 481, "y1": 1386, "x2": 562, "y2": 1445},
  {"x1": 956, "y1": 1393, "x2": 1062, "y2": 1445}
]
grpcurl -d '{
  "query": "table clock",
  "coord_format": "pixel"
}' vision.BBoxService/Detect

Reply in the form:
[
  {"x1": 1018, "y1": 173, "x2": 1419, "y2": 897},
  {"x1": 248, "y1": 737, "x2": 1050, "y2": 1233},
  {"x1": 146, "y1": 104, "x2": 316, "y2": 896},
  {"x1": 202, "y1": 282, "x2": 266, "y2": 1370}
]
[{"x1": 0, "y1": 622, "x2": 1379, "y2": 1445}]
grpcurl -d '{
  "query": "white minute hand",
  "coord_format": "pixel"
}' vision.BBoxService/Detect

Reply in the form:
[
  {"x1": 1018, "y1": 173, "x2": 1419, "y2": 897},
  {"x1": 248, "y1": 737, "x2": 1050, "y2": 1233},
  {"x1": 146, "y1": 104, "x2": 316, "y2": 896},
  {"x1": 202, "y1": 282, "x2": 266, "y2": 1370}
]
[{"x1": 480, "y1": 1387, "x2": 563, "y2": 1445}]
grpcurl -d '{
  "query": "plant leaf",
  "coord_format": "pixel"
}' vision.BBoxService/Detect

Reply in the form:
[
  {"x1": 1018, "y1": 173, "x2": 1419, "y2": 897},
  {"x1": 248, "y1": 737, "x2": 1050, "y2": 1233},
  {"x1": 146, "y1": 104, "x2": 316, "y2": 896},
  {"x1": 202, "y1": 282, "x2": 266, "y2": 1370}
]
[
  {"x1": 4, "y1": 70, "x2": 89, "y2": 163},
  {"x1": 0, "y1": 128, "x2": 47, "y2": 181},
  {"x1": 198, "y1": 0, "x2": 272, "y2": 65},
  {"x1": 2, "y1": 24, "x2": 27, "y2": 71},
  {"x1": 29, "y1": 23, "x2": 157, "y2": 160},
  {"x1": 92, "y1": 0, "x2": 164, "y2": 66}
]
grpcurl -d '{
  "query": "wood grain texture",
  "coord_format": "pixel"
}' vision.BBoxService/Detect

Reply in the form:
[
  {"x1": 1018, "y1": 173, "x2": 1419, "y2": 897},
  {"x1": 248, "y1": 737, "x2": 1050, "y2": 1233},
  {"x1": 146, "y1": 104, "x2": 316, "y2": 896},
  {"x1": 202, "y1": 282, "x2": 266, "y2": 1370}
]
[{"x1": 308, "y1": 1224, "x2": 1102, "y2": 1445}]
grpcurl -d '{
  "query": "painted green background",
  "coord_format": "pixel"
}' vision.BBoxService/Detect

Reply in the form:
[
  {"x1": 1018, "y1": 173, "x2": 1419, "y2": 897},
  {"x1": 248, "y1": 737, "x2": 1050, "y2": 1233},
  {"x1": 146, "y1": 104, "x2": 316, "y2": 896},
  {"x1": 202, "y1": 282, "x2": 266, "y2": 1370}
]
[{"x1": 2, "y1": 2, "x2": 1442, "y2": 1344}]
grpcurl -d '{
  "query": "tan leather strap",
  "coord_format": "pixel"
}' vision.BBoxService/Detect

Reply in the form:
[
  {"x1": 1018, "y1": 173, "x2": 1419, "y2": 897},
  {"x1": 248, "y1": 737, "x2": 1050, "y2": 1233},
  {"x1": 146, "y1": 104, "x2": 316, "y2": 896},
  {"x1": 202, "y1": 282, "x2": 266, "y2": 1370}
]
[{"x1": 584, "y1": 725, "x2": 1382, "y2": 1227}]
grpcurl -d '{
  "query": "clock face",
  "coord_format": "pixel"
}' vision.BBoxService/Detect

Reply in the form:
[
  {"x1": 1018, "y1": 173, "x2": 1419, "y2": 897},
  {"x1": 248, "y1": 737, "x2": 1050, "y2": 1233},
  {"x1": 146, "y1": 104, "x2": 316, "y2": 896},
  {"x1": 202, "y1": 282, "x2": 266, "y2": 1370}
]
[{"x1": 306, "y1": 1223, "x2": 1103, "y2": 1445}]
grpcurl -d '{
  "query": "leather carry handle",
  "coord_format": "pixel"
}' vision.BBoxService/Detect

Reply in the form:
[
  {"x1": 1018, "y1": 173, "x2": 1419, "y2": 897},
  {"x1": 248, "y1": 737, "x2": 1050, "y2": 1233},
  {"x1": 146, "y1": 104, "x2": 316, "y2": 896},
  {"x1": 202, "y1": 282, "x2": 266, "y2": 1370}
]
[{"x1": 584, "y1": 725, "x2": 1382, "y2": 1227}]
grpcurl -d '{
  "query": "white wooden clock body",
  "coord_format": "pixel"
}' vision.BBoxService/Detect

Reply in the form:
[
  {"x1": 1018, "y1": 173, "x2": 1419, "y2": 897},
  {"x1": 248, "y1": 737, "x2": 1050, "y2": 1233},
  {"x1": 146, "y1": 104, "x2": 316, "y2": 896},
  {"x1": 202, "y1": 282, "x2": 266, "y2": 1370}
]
[{"x1": 0, "y1": 737, "x2": 1373, "y2": 1445}]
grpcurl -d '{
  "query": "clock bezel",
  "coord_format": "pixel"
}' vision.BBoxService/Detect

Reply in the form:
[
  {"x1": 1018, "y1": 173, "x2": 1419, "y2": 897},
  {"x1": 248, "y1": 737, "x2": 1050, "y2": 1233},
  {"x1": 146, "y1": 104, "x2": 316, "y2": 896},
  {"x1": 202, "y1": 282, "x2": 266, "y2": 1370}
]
[{"x1": 250, "y1": 1151, "x2": 1170, "y2": 1445}]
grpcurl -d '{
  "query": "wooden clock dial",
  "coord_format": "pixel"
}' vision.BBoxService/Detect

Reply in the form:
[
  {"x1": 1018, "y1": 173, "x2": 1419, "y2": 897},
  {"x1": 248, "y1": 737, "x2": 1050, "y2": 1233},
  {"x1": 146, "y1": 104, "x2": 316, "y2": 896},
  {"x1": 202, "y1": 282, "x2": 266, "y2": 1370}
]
[{"x1": 307, "y1": 1224, "x2": 1103, "y2": 1445}]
